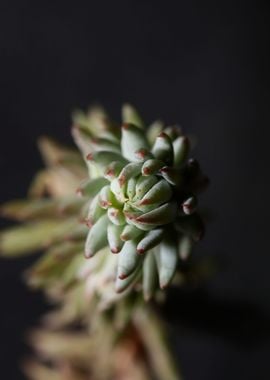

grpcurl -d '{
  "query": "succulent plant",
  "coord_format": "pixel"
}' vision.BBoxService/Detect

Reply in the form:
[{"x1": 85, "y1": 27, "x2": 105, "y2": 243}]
[
  {"x1": 72, "y1": 104, "x2": 208, "y2": 300},
  {"x1": 0, "y1": 104, "x2": 210, "y2": 380}
]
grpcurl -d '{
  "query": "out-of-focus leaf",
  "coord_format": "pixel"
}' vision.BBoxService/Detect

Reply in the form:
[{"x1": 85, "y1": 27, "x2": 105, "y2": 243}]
[
  {"x1": 0, "y1": 198, "x2": 84, "y2": 221},
  {"x1": 122, "y1": 103, "x2": 145, "y2": 129},
  {"x1": 0, "y1": 218, "x2": 77, "y2": 257},
  {"x1": 38, "y1": 137, "x2": 83, "y2": 167}
]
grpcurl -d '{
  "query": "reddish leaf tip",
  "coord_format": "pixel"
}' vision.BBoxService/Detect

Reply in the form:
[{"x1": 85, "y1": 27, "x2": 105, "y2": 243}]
[
  {"x1": 85, "y1": 251, "x2": 93, "y2": 259},
  {"x1": 76, "y1": 188, "x2": 84, "y2": 196},
  {"x1": 135, "y1": 148, "x2": 147, "y2": 159},
  {"x1": 86, "y1": 153, "x2": 93, "y2": 161},
  {"x1": 139, "y1": 198, "x2": 150, "y2": 206},
  {"x1": 118, "y1": 273, "x2": 128, "y2": 280},
  {"x1": 158, "y1": 132, "x2": 167, "y2": 138},
  {"x1": 84, "y1": 218, "x2": 93, "y2": 228},
  {"x1": 159, "y1": 166, "x2": 169, "y2": 173},
  {"x1": 118, "y1": 175, "x2": 126, "y2": 187},
  {"x1": 142, "y1": 167, "x2": 150, "y2": 175}
]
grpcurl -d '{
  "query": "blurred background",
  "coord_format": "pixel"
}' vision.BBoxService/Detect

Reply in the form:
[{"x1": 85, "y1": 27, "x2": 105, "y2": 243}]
[{"x1": 0, "y1": 1, "x2": 269, "y2": 379}]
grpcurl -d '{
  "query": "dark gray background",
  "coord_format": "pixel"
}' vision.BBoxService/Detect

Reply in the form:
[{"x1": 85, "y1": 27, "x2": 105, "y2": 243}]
[{"x1": 0, "y1": 1, "x2": 269, "y2": 379}]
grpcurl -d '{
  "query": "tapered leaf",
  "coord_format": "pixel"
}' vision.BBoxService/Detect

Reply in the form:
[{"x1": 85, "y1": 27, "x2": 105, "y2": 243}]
[
  {"x1": 159, "y1": 166, "x2": 183, "y2": 186},
  {"x1": 120, "y1": 225, "x2": 143, "y2": 241},
  {"x1": 122, "y1": 104, "x2": 145, "y2": 129},
  {"x1": 173, "y1": 136, "x2": 189, "y2": 167},
  {"x1": 115, "y1": 265, "x2": 141, "y2": 293},
  {"x1": 98, "y1": 185, "x2": 113, "y2": 209},
  {"x1": 104, "y1": 161, "x2": 125, "y2": 181},
  {"x1": 121, "y1": 123, "x2": 149, "y2": 161},
  {"x1": 178, "y1": 235, "x2": 193, "y2": 260},
  {"x1": 147, "y1": 120, "x2": 164, "y2": 145},
  {"x1": 182, "y1": 196, "x2": 197, "y2": 215},
  {"x1": 143, "y1": 251, "x2": 158, "y2": 300},
  {"x1": 163, "y1": 125, "x2": 182, "y2": 140},
  {"x1": 141, "y1": 159, "x2": 164, "y2": 176},
  {"x1": 85, "y1": 214, "x2": 109, "y2": 258},
  {"x1": 134, "y1": 148, "x2": 153, "y2": 162},
  {"x1": 90, "y1": 137, "x2": 120, "y2": 154},
  {"x1": 110, "y1": 178, "x2": 127, "y2": 203},
  {"x1": 86, "y1": 151, "x2": 127, "y2": 168},
  {"x1": 136, "y1": 203, "x2": 176, "y2": 226},
  {"x1": 107, "y1": 207, "x2": 126, "y2": 226},
  {"x1": 117, "y1": 240, "x2": 142, "y2": 279},
  {"x1": 117, "y1": 163, "x2": 142, "y2": 187},
  {"x1": 155, "y1": 235, "x2": 178, "y2": 288},
  {"x1": 137, "y1": 229, "x2": 164, "y2": 254},
  {"x1": 138, "y1": 180, "x2": 172, "y2": 206},
  {"x1": 134, "y1": 176, "x2": 159, "y2": 201},
  {"x1": 107, "y1": 224, "x2": 124, "y2": 253},
  {"x1": 86, "y1": 194, "x2": 105, "y2": 226},
  {"x1": 126, "y1": 177, "x2": 136, "y2": 200},
  {"x1": 151, "y1": 132, "x2": 173, "y2": 165}
]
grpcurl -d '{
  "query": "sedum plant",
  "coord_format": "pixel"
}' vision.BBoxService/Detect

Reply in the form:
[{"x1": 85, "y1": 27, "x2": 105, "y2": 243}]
[{"x1": 0, "y1": 105, "x2": 209, "y2": 380}]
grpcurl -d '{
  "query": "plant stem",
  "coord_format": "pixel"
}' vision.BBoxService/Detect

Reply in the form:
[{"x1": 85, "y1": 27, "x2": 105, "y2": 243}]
[{"x1": 133, "y1": 306, "x2": 182, "y2": 380}]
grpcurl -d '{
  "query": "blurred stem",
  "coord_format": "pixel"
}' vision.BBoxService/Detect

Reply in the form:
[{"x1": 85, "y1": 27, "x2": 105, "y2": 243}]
[{"x1": 133, "y1": 306, "x2": 182, "y2": 380}]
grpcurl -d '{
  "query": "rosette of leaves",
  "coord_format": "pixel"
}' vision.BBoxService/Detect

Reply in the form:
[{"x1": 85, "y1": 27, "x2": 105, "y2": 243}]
[{"x1": 73, "y1": 104, "x2": 209, "y2": 300}]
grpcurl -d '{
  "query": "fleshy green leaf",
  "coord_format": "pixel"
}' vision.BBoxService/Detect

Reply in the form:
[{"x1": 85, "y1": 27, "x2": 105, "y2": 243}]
[
  {"x1": 137, "y1": 229, "x2": 164, "y2": 254},
  {"x1": 151, "y1": 132, "x2": 173, "y2": 165},
  {"x1": 143, "y1": 251, "x2": 158, "y2": 300},
  {"x1": 173, "y1": 136, "x2": 190, "y2": 167},
  {"x1": 178, "y1": 235, "x2": 193, "y2": 260},
  {"x1": 126, "y1": 177, "x2": 137, "y2": 200},
  {"x1": 117, "y1": 163, "x2": 142, "y2": 187},
  {"x1": 120, "y1": 225, "x2": 143, "y2": 241},
  {"x1": 159, "y1": 166, "x2": 183, "y2": 186},
  {"x1": 138, "y1": 180, "x2": 172, "y2": 206},
  {"x1": 182, "y1": 196, "x2": 197, "y2": 215},
  {"x1": 115, "y1": 265, "x2": 141, "y2": 293},
  {"x1": 86, "y1": 195, "x2": 105, "y2": 227},
  {"x1": 85, "y1": 214, "x2": 109, "y2": 258},
  {"x1": 147, "y1": 120, "x2": 164, "y2": 145},
  {"x1": 121, "y1": 123, "x2": 149, "y2": 161},
  {"x1": 87, "y1": 151, "x2": 127, "y2": 168},
  {"x1": 155, "y1": 235, "x2": 178, "y2": 289},
  {"x1": 141, "y1": 159, "x2": 164, "y2": 176},
  {"x1": 107, "y1": 224, "x2": 124, "y2": 253},
  {"x1": 117, "y1": 240, "x2": 142, "y2": 279},
  {"x1": 163, "y1": 125, "x2": 182, "y2": 140},
  {"x1": 104, "y1": 161, "x2": 125, "y2": 181},
  {"x1": 90, "y1": 137, "x2": 121, "y2": 154},
  {"x1": 122, "y1": 104, "x2": 145, "y2": 129},
  {"x1": 107, "y1": 207, "x2": 126, "y2": 226},
  {"x1": 135, "y1": 203, "x2": 177, "y2": 227},
  {"x1": 133, "y1": 176, "x2": 159, "y2": 201}
]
